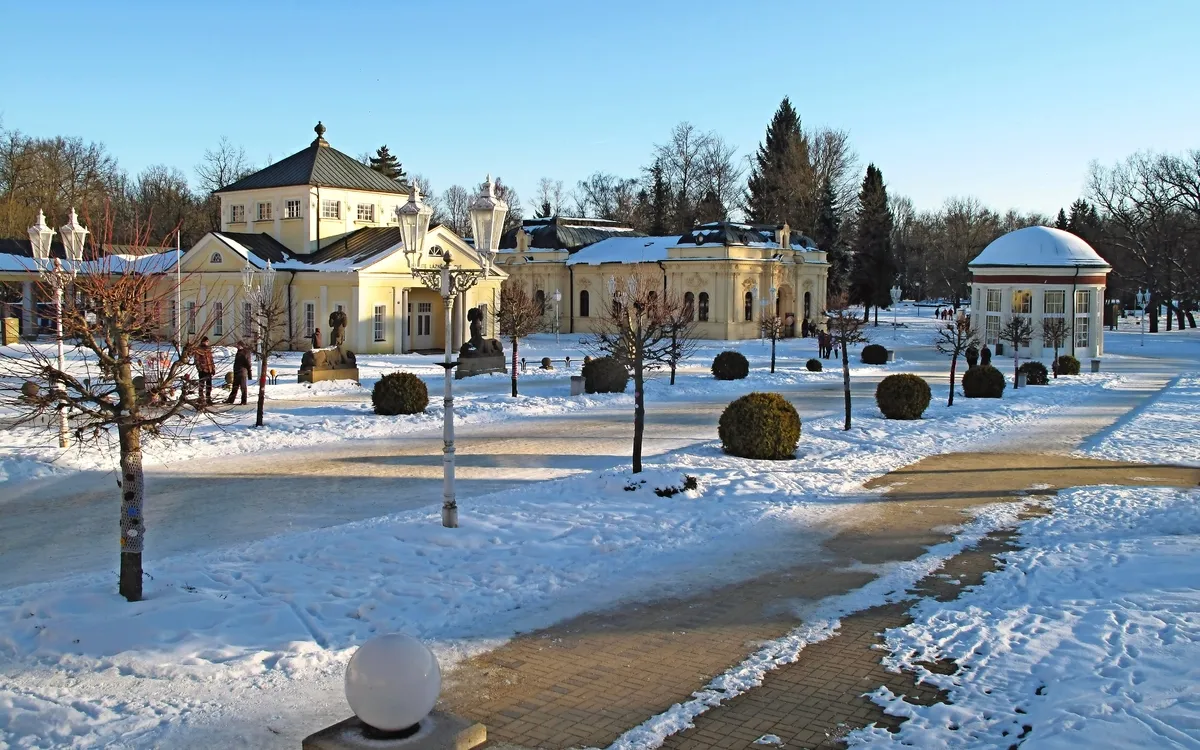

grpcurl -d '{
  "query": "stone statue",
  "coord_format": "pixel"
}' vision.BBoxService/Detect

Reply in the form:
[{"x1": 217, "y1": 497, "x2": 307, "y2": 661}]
[
  {"x1": 329, "y1": 310, "x2": 347, "y2": 348},
  {"x1": 459, "y1": 308, "x2": 503, "y2": 357}
]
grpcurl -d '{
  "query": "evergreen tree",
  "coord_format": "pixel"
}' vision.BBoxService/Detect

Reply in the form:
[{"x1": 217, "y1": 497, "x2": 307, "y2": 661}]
[
  {"x1": 368, "y1": 145, "x2": 406, "y2": 182},
  {"x1": 1055, "y1": 208, "x2": 1069, "y2": 230},
  {"x1": 814, "y1": 177, "x2": 849, "y2": 297},
  {"x1": 1067, "y1": 198, "x2": 1095, "y2": 236},
  {"x1": 849, "y1": 164, "x2": 896, "y2": 325},
  {"x1": 695, "y1": 189, "x2": 724, "y2": 224},
  {"x1": 648, "y1": 159, "x2": 671, "y2": 235},
  {"x1": 746, "y1": 97, "x2": 815, "y2": 231}
]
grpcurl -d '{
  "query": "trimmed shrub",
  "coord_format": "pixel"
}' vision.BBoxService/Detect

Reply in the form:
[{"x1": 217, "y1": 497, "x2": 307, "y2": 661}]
[
  {"x1": 962, "y1": 365, "x2": 1006, "y2": 398},
  {"x1": 861, "y1": 343, "x2": 889, "y2": 365},
  {"x1": 1055, "y1": 354, "x2": 1081, "y2": 376},
  {"x1": 718, "y1": 392, "x2": 801, "y2": 460},
  {"x1": 875, "y1": 373, "x2": 932, "y2": 420},
  {"x1": 1018, "y1": 361, "x2": 1049, "y2": 385},
  {"x1": 582, "y1": 356, "x2": 629, "y2": 393},
  {"x1": 372, "y1": 372, "x2": 429, "y2": 415},
  {"x1": 540, "y1": 356, "x2": 553, "y2": 370},
  {"x1": 806, "y1": 358, "x2": 822, "y2": 372},
  {"x1": 712, "y1": 350, "x2": 750, "y2": 380}
]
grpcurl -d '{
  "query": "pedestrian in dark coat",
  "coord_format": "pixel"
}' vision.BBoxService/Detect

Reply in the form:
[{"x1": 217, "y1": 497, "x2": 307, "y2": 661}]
[
  {"x1": 226, "y1": 342, "x2": 252, "y2": 405},
  {"x1": 193, "y1": 336, "x2": 216, "y2": 405},
  {"x1": 311, "y1": 327, "x2": 322, "y2": 349}
]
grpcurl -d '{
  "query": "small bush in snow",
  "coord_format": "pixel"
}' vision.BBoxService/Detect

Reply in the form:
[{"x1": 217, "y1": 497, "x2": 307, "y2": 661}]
[
  {"x1": 806, "y1": 358, "x2": 822, "y2": 372},
  {"x1": 654, "y1": 475, "x2": 699, "y2": 497},
  {"x1": 712, "y1": 350, "x2": 749, "y2": 380},
  {"x1": 876, "y1": 373, "x2": 932, "y2": 420},
  {"x1": 718, "y1": 392, "x2": 801, "y2": 460},
  {"x1": 582, "y1": 356, "x2": 629, "y2": 393},
  {"x1": 540, "y1": 356, "x2": 553, "y2": 370},
  {"x1": 962, "y1": 365, "x2": 1006, "y2": 398},
  {"x1": 1018, "y1": 361, "x2": 1049, "y2": 385},
  {"x1": 1055, "y1": 354, "x2": 1081, "y2": 376},
  {"x1": 372, "y1": 372, "x2": 429, "y2": 415},
  {"x1": 861, "y1": 343, "x2": 889, "y2": 365}
]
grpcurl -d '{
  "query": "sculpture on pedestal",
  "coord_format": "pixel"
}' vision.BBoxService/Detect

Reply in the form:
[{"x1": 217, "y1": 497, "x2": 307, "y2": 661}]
[
  {"x1": 298, "y1": 310, "x2": 360, "y2": 384},
  {"x1": 456, "y1": 308, "x2": 506, "y2": 379}
]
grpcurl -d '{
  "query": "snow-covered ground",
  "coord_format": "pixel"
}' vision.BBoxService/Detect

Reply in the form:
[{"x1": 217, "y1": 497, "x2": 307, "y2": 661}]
[
  {"x1": 1083, "y1": 373, "x2": 1200, "y2": 467},
  {"x1": 0, "y1": 370, "x2": 1129, "y2": 748}
]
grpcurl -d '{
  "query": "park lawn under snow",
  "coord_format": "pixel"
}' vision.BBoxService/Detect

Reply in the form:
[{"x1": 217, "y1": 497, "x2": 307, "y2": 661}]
[
  {"x1": 0, "y1": 373, "x2": 1125, "y2": 748},
  {"x1": 1083, "y1": 372, "x2": 1200, "y2": 467}
]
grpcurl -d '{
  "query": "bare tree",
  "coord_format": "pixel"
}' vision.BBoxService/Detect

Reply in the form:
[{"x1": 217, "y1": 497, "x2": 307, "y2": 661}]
[
  {"x1": 1042, "y1": 317, "x2": 1069, "y2": 377},
  {"x1": 440, "y1": 185, "x2": 472, "y2": 237},
  {"x1": 761, "y1": 314, "x2": 785, "y2": 373},
  {"x1": 497, "y1": 285, "x2": 544, "y2": 397},
  {"x1": 648, "y1": 289, "x2": 700, "y2": 385},
  {"x1": 698, "y1": 134, "x2": 744, "y2": 221},
  {"x1": 532, "y1": 177, "x2": 566, "y2": 218},
  {"x1": 0, "y1": 233, "x2": 220, "y2": 602},
  {"x1": 195, "y1": 137, "x2": 252, "y2": 232},
  {"x1": 933, "y1": 315, "x2": 979, "y2": 406},
  {"x1": 999, "y1": 315, "x2": 1034, "y2": 388},
  {"x1": 808, "y1": 127, "x2": 860, "y2": 215},
  {"x1": 825, "y1": 292, "x2": 868, "y2": 430},
  {"x1": 575, "y1": 172, "x2": 639, "y2": 223},
  {"x1": 242, "y1": 264, "x2": 289, "y2": 426}
]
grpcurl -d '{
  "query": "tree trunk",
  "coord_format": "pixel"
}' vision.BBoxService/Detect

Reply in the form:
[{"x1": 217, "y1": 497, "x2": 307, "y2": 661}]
[
  {"x1": 863, "y1": 305, "x2": 870, "y2": 323},
  {"x1": 118, "y1": 424, "x2": 145, "y2": 602},
  {"x1": 1175, "y1": 302, "x2": 1186, "y2": 330},
  {"x1": 1013, "y1": 351, "x2": 1020, "y2": 389},
  {"x1": 841, "y1": 339, "x2": 852, "y2": 431},
  {"x1": 510, "y1": 337, "x2": 519, "y2": 397},
  {"x1": 255, "y1": 347, "x2": 268, "y2": 427},
  {"x1": 947, "y1": 354, "x2": 957, "y2": 406},
  {"x1": 1166, "y1": 300, "x2": 1173, "y2": 331},
  {"x1": 1053, "y1": 346, "x2": 1059, "y2": 377},
  {"x1": 770, "y1": 337, "x2": 777, "y2": 373},
  {"x1": 1150, "y1": 301, "x2": 1159, "y2": 333},
  {"x1": 633, "y1": 340, "x2": 645, "y2": 473},
  {"x1": 873, "y1": 306, "x2": 879, "y2": 326},
  {"x1": 670, "y1": 363, "x2": 676, "y2": 385}
]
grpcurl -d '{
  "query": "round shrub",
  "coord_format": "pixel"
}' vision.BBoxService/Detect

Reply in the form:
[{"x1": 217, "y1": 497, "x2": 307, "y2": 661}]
[
  {"x1": 861, "y1": 344, "x2": 889, "y2": 365},
  {"x1": 875, "y1": 373, "x2": 932, "y2": 420},
  {"x1": 582, "y1": 356, "x2": 629, "y2": 394},
  {"x1": 711, "y1": 350, "x2": 750, "y2": 380},
  {"x1": 962, "y1": 365, "x2": 1006, "y2": 398},
  {"x1": 1018, "y1": 361, "x2": 1049, "y2": 385},
  {"x1": 1055, "y1": 354, "x2": 1081, "y2": 376},
  {"x1": 718, "y1": 392, "x2": 801, "y2": 460},
  {"x1": 372, "y1": 372, "x2": 429, "y2": 415},
  {"x1": 806, "y1": 358, "x2": 822, "y2": 372},
  {"x1": 540, "y1": 356, "x2": 553, "y2": 370}
]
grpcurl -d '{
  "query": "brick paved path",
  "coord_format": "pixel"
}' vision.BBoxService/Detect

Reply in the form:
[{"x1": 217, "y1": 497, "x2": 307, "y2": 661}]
[{"x1": 439, "y1": 454, "x2": 1199, "y2": 749}]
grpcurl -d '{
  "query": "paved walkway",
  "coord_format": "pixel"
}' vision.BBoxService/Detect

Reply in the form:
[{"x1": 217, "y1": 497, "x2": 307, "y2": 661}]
[{"x1": 439, "y1": 453, "x2": 1200, "y2": 749}]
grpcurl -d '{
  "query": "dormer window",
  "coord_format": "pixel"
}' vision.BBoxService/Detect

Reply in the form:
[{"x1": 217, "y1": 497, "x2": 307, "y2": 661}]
[
  {"x1": 230, "y1": 204, "x2": 245, "y2": 223},
  {"x1": 210, "y1": 252, "x2": 223, "y2": 264}
]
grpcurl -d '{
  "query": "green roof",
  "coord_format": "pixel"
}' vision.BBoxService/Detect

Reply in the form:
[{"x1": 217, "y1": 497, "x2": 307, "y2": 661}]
[{"x1": 215, "y1": 123, "x2": 408, "y2": 195}]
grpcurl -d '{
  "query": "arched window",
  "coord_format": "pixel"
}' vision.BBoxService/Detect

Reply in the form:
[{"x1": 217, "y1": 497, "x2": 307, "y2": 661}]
[
  {"x1": 579, "y1": 289, "x2": 590, "y2": 317},
  {"x1": 209, "y1": 252, "x2": 223, "y2": 264},
  {"x1": 744, "y1": 291, "x2": 754, "y2": 321},
  {"x1": 698, "y1": 292, "x2": 709, "y2": 322},
  {"x1": 535, "y1": 289, "x2": 545, "y2": 315},
  {"x1": 803, "y1": 291, "x2": 811, "y2": 321},
  {"x1": 683, "y1": 291, "x2": 695, "y2": 321}
]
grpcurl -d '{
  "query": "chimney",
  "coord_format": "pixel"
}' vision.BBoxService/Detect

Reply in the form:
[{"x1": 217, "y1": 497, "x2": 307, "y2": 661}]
[
  {"x1": 775, "y1": 223, "x2": 791, "y2": 250},
  {"x1": 516, "y1": 228, "x2": 529, "y2": 253}
]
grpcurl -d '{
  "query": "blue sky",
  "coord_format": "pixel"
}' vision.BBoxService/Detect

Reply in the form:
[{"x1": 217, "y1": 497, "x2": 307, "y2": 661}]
[{"x1": 2, "y1": 0, "x2": 1196, "y2": 218}]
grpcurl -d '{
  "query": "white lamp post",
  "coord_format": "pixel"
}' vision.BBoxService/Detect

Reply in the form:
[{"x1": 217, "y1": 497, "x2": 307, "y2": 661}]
[
  {"x1": 1136, "y1": 288, "x2": 1149, "y2": 347},
  {"x1": 552, "y1": 288, "x2": 562, "y2": 344},
  {"x1": 29, "y1": 209, "x2": 88, "y2": 449},
  {"x1": 890, "y1": 284, "x2": 902, "y2": 328},
  {"x1": 401, "y1": 178, "x2": 507, "y2": 528}
]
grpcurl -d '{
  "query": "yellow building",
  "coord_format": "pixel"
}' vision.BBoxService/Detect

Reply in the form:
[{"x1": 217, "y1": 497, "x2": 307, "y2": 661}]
[{"x1": 497, "y1": 219, "x2": 829, "y2": 339}]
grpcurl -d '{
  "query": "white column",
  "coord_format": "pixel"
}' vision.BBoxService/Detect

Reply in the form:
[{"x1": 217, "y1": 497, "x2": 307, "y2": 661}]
[
  {"x1": 21, "y1": 280, "x2": 34, "y2": 337},
  {"x1": 350, "y1": 285, "x2": 361, "y2": 351},
  {"x1": 398, "y1": 288, "x2": 409, "y2": 353},
  {"x1": 451, "y1": 295, "x2": 463, "y2": 351}
]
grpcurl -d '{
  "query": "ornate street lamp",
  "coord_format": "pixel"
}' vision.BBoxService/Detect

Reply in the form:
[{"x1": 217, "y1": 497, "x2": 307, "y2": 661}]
[
  {"x1": 401, "y1": 179, "x2": 508, "y2": 528},
  {"x1": 890, "y1": 284, "x2": 902, "y2": 327},
  {"x1": 552, "y1": 288, "x2": 562, "y2": 344},
  {"x1": 29, "y1": 209, "x2": 87, "y2": 448}
]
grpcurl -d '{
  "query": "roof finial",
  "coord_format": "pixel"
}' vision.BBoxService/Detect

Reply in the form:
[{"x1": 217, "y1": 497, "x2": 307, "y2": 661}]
[{"x1": 313, "y1": 121, "x2": 328, "y2": 146}]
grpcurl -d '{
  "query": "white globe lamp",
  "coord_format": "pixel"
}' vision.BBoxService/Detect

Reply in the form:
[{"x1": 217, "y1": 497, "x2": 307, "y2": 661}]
[{"x1": 344, "y1": 633, "x2": 442, "y2": 733}]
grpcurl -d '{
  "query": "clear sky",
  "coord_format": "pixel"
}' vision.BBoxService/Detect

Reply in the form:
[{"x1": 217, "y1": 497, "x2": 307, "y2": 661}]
[{"x1": 2, "y1": 0, "x2": 1196, "y2": 218}]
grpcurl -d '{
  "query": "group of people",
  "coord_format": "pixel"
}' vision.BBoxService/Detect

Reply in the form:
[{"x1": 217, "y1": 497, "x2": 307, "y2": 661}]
[
  {"x1": 815, "y1": 329, "x2": 840, "y2": 359},
  {"x1": 192, "y1": 337, "x2": 255, "y2": 406},
  {"x1": 933, "y1": 306, "x2": 959, "y2": 321}
]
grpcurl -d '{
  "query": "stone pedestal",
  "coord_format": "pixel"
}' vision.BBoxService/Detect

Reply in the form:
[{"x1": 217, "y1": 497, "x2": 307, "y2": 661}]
[
  {"x1": 299, "y1": 345, "x2": 360, "y2": 384},
  {"x1": 455, "y1": 355, "x2": 507, "y2": 380},
  {"x1": 302, "y1": 712, "x2": 485, "y2": 750}
]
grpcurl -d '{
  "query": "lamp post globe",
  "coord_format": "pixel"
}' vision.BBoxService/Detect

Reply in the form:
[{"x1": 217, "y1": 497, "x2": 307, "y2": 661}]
[
  {"x1": 27, "y1": 209, "x2": 56, "y2": 267},
  {"x1": 344, "y1": 633, "x2": 442, "y2": 733},
  {"x1": 468, "y1": 175, "x2": 508, "y2": 276},
  {"x1": 399, "y1": 182, "x2": 434, "y2": 268},
  {"x1": 60, "y1": 208, "x2": 89, "y2": 263}
]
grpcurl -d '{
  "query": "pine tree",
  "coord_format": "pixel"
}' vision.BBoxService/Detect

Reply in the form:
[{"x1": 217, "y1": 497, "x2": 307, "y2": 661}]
[
  {"x1": 849, "y1": 164, "x2": 896, "y2": 325},
  {"x1": 1055, "y1": 208, "x2": 1069, "y2": 230},
  {"x1": 648, "y1": 159, "x2": 670, "y2": 235},
  {"x1": 814, "y1": 177, "x2": 849, "y2": 297},
  {"x1": 1067, "y1": 198, "x2": 1094, "y2": 236},
  {"x1": 746, "y1": 97, "x2": 815, "y2": 231},
  {"x1": 369, "y1": 145, "x2": 406, "y2": 182}
]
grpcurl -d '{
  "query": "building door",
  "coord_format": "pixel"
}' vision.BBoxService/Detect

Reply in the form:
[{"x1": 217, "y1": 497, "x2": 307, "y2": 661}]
[{"x1": 411, "y1": 301, "x2": 433, "y2": 349}]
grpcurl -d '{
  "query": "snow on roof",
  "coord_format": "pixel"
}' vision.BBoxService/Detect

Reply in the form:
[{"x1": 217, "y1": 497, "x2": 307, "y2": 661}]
[
  {"x1": 566, "y1": 236, "x2": 679, "y2": 266},
  {"x1": 969, "y1": 226, "x2": 1110, "y2": 268},
  {"x1": 0, "y1": 251, "x2": 178, "y2": 274}
]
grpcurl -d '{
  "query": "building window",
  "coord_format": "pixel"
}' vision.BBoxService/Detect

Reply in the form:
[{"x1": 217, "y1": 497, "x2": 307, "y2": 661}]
[
  {"x1": 373, "y1": 304, "x2": 386, "y2": 341},
  {"x1": 321, "y1": 199, "x2": 340, "y2": 219},
  {"x1": 418, "y1": 302, "x2": 431, "y2": 336},
  {"x1": 304, "y1": 302, "x2": 316, "y2": 338},
  {"x1": 986, "y1": 289, "x2": 1002, "y2": 313},
  {"x1": 579, "y1": 289, "x2": 590, "y2": 317},
  {"x1": 242, "y1": 301, "x2": 253, "y2": 339},
  {"x1": 212, "y1": 302, "x2": 224, "y2": 337},
  {"x1": 985, "y1": 314, "x2": 1001, "y2": 345},
  {"x1": 698, "y1": 292, "x2": 709, "y2": 322},
  {"x1": 230, "y1": 204, "x2": 245, "y2": 223},
  {"x1": 357, "y1": 203, "x2": 375, "y2": 222},
  {"x1": 1074, "y1": 290, "x2": 1091, "y2": 349},
  {"x1": 744, "y1": 291, "x2": 754, "y2": 321},
  {"x1": 186, "y1": 301, "x2": 197, "y2": 335},
  {"x1": 1012, "y1": 289, "x2": 1032, "y2": 315},
  {"x1": 285, "y1": 199, "x2": 302, "y2": 219},
  {"x1": 209, "y1": 252, "x2": 223, "y2": 264},
  {"x1": 1044, "y1": 290, "x2": 1066, "y2": 315},
  {"x1": 683, "y1": 291, "x2": 694, "y2": 321},
  {"x1": 257, "y1": 202, "x2": 272, "y2": 221},
  {"x1": 535, "y1": 289, "x2": 545, "y2": 315}
]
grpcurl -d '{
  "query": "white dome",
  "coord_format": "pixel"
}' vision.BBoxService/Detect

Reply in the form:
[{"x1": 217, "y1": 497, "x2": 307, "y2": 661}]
[{"x1": 969, "y1": 226, "x2": 1109, "y2": 269}]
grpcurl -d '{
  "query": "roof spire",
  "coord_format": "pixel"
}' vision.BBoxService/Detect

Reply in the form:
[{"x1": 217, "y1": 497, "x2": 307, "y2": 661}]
[{"x1": 313, "y1": 121, "x2": 328, "y2": 146}]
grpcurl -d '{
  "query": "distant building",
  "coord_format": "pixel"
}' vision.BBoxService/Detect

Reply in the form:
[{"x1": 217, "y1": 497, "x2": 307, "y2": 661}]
[{"x1": 968, "y1": 226, "x2": 1111, "y2": 359}]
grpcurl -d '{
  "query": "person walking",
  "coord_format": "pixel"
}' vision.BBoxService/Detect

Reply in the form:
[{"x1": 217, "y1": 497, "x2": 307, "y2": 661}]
[
  {"x1": 193, "y1": 336, "x2": 216, "y2": 406},
  {"x1": 226, "y1": 341, "x2": 252, "y2": 405}
]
